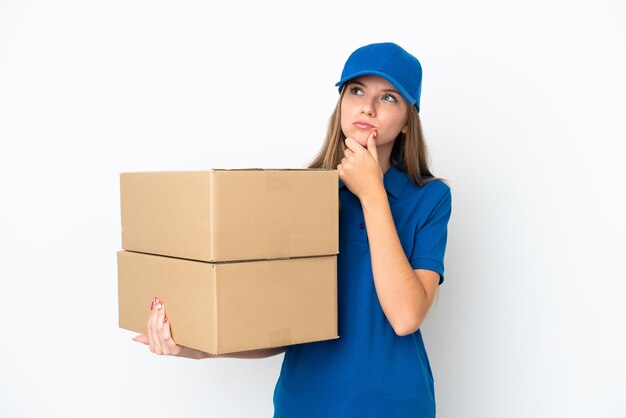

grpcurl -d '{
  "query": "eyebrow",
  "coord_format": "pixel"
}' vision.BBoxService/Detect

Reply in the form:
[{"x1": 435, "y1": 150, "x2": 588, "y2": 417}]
[{"x1": 347, "y1": 80, "x2": 401, "y2": 95}]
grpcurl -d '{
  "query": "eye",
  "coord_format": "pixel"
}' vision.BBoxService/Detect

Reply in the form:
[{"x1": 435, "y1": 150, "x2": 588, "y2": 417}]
[
  {"x1": 349, "y1": 86, "x2": 364, "y2": 96},
  {"x1": 381, "y1": 94, "x2": 398, "y2": 103}
]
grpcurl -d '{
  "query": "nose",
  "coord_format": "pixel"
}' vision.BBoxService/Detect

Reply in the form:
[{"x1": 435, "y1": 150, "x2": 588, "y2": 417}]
[{"x1": 360, "y1": 97, "x2": 376, "y2": 117}]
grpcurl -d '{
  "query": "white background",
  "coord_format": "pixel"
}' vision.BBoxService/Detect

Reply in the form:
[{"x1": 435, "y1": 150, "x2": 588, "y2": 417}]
[{"x1": 1, "y1": 0, "x2": 625, "y2": 417}]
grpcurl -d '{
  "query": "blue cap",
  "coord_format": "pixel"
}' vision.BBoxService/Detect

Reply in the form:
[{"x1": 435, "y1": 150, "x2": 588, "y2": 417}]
[{"x1": 335, "y1": 42, "x2": 423, "y2": 111}]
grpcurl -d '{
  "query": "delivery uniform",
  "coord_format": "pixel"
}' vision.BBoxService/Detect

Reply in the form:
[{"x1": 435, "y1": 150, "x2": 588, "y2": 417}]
[{"x1": 273, "y1": 161, "x2": 452, "y2": 418}]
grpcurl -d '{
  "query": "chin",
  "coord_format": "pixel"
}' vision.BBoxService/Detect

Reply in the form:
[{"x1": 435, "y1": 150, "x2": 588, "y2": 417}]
[
  {"x1": 356, "y1": 138, "x2": 368, "y2": 147},
  {"x1": 353, "y1": 133, "x2": 369, "y2": 146},
  {"x1": 342, "y1": 129, "x2": 370, "y2": 147}
]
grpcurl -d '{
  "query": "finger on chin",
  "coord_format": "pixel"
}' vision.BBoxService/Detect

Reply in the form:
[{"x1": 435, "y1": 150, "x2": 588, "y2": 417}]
[{"x1": 366, "y1": 129, "x2": 379, "y2": 162}]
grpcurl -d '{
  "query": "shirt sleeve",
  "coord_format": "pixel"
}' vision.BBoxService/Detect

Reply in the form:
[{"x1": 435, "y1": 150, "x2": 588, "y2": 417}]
[{"x1": 409, "y1": 184, "x2": 452, "y2": 285}]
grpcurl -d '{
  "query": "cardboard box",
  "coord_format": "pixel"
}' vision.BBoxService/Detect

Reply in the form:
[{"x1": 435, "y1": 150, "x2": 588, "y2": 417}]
[
  {"x1": 118, "y1": 250, "x2": 338, "y2": 354},
  {"x1": 120, "y1": 169, "x2": 338, "y2": 262}
]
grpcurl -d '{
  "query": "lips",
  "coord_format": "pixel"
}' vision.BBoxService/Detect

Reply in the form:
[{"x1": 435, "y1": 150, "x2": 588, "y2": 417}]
[{"x1": 353, "y1": 121, "x2": 375, "y2": 129}]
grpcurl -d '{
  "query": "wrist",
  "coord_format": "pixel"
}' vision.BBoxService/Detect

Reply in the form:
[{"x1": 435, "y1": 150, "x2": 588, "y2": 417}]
[{"x1": 360, "y1": 183, "x2": 387, "y2": 210}]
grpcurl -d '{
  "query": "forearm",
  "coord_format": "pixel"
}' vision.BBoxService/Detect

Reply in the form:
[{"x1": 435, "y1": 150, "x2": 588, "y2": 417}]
[
  {"x1": 360, "y1": 186, "x2": 430, "y2": 335},
  {"x1": 176, "y1": 346, "x2": 286, "y2": 360}
]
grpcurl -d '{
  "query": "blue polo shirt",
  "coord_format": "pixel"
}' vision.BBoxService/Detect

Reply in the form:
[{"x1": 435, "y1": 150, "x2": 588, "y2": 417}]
[{"x1": 273, "y1": 162, "x2": 452, "y2": 418}]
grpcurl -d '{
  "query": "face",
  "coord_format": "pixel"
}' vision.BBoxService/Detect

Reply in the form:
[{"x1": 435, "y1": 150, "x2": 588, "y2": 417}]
[{"x1": 340, "y1": 75, "x2": 409, "y2": 149}]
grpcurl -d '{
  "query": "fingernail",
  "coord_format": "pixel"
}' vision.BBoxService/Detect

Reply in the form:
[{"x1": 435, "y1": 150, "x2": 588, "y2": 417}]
[
  {"x1": 150, "y1": 298, "x2": 155, "y2": 310},
  {"x1": 373, "y1": 129, "x2": 377, "y2": 140},
  {"x1": 163, "y1": 316, "x2": 168, "y2": 324},
  {"x1": 155, "y1": 298, "x2": 162, "y2": 310}
]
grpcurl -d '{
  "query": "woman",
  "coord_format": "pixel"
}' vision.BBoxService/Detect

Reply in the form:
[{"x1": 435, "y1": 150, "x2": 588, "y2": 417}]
[{"x1": 134, "y1": 42, "x2": 452, "y2": 418}]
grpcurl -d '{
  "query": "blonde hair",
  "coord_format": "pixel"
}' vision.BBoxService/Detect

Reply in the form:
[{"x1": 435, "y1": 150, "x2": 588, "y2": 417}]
[{"x1": 307, "y1": 87, "x2": 444, "y2": 187}]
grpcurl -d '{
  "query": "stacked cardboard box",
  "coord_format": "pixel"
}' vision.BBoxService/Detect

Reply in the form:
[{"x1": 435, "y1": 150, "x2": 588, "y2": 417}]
[{"x1": 117, "y1": 169, "x2": 339, "y2": 355}]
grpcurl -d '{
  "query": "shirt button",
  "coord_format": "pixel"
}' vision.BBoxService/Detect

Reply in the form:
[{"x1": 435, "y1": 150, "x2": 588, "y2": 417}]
[{"x1": 358, "y1": 222, "x2": 365, "y2": 230}]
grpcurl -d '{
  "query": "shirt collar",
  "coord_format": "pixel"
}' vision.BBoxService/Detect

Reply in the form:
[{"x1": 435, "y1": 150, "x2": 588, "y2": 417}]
[
  {"x1": 383, "y1": 163, "x2": 410, "y2": 199},
  {"x1": 338, "y1": 163, "x2": 409, "y2": 199}
]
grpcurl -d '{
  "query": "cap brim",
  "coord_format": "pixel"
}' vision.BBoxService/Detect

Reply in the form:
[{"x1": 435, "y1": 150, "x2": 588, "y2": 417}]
[{"x1": 335, "y1": 70, "x2": 417, "y2": 106}]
